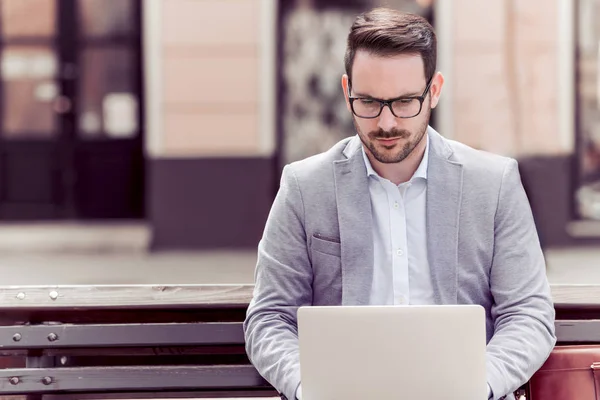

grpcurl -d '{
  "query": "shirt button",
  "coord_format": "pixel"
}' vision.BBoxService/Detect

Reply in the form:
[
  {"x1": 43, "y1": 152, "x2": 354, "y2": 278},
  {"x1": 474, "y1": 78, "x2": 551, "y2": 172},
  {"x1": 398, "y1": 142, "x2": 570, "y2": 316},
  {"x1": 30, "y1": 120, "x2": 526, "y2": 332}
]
[
  {"x1": 396, "y1": 295, "x2": 406, "y2": 305},
  {"x1": 393, "y1": 202, "x2": 399, "y2": 209},
  {"x1": 396, "y1": 249, "x2": 404, "y2": 256}
]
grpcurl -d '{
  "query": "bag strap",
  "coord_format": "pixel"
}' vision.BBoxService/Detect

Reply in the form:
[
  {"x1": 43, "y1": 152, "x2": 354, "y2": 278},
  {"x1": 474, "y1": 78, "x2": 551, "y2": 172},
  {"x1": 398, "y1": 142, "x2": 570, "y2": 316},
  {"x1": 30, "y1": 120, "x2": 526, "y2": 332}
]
[{"x1": 591, "y1": 362, "x2": 600, "y2": 400}]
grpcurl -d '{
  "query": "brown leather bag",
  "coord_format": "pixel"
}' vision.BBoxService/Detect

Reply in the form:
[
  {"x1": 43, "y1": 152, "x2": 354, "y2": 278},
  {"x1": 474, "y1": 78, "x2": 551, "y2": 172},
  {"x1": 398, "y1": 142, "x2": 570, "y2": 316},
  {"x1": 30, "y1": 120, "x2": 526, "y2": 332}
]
[{"x1": 529, "y1": 345, "x2": 600, "y2": 399}]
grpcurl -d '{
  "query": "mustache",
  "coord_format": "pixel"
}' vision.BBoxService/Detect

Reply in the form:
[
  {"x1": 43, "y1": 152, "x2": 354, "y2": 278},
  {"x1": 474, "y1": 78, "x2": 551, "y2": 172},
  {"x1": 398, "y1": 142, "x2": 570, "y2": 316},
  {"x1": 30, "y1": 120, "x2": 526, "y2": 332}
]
[{"x1": 368, "y1": 128, "x2": 411, "y2": 140}]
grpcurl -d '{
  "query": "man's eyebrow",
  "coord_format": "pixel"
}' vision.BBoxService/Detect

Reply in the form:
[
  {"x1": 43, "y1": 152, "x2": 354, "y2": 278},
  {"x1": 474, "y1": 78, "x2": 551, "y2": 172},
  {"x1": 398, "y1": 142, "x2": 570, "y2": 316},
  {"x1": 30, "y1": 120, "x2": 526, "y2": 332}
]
[{"x1": 351, "y1": 89, "x2": 421, "y2": 99}]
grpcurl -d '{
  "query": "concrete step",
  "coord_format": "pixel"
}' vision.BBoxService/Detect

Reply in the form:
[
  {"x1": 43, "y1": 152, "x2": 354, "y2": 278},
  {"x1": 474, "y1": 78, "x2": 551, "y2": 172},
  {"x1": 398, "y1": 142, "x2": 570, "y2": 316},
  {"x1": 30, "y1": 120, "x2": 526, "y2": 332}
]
[{"x1": 0, "y1": 222, "x2": 150, "y2": 254}]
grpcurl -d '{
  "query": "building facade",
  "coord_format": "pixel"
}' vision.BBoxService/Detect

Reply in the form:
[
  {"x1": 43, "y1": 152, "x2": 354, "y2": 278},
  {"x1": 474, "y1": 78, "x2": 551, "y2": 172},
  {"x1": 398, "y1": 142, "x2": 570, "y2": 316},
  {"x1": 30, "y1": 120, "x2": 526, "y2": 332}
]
[{"x1": 0, "y1": 0, "x2": 597, "y2": 250}]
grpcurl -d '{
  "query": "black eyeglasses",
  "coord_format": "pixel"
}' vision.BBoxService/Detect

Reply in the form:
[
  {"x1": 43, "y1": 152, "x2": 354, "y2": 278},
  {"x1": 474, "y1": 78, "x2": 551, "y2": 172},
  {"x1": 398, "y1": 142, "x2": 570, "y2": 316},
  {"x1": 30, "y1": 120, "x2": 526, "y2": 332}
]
[{"x1": 348, "y1": 78, "x2": 433, "y2": 119}]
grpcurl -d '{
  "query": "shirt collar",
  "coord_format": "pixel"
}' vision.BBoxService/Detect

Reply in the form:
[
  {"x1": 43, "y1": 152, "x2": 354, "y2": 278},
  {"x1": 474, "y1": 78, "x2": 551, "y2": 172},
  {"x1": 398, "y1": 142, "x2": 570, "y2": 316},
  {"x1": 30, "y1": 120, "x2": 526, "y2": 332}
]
[{"x1": 362, "y1": 133, "x2": 429, "y2": 181}]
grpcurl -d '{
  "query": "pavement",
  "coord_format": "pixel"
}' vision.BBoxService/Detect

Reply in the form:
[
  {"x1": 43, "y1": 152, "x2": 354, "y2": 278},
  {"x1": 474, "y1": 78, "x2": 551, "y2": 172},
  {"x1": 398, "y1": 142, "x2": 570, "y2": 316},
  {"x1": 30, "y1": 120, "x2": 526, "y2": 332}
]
[{"x1": 0, "y1": 246, "x2": 598, "y2": 286}]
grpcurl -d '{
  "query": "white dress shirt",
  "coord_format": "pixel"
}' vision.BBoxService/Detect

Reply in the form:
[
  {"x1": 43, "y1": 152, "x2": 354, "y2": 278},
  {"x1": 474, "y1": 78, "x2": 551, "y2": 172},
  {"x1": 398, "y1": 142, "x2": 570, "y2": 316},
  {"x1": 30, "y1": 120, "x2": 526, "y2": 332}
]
[
  {"x1": 360, "y1": 134, "x2": 493, "y2": 399},
  {"x1": 362, "y1": 134, "x2": 434, "y2": 306}
]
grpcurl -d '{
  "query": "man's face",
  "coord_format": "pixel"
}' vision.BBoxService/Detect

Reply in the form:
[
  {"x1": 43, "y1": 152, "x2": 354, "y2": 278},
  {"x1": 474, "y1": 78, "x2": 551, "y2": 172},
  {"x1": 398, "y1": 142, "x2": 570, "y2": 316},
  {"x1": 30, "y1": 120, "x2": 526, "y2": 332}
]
[{"x1": 342, "y1": 51, "x2": 442, "y2": 164}]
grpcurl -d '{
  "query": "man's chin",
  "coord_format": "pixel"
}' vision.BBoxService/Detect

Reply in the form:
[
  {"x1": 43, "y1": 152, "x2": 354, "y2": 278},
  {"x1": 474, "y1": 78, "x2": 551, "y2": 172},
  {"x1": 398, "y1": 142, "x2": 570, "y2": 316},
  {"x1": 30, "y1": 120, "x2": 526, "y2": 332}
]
[{"x1": 371, "y1": 151, "x2": 405, "y2": 164}]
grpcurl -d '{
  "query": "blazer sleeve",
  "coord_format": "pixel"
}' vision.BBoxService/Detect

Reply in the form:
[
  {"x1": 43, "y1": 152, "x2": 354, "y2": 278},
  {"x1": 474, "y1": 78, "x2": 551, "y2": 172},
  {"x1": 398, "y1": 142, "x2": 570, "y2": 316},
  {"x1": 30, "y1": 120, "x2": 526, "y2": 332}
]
[
  {"x1": 243, "y1": 164, "x2": 313, "y2": 400},
  {"x1": 486, "y1": 158, "x2": 556, "y2": 399}
]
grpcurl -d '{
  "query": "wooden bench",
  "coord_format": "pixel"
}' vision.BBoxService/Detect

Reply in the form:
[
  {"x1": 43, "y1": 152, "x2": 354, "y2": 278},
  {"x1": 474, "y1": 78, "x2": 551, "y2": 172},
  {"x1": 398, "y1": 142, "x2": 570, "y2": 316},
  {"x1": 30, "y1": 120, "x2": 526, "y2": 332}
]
[
  {"x1": 0, "y1": 283, "x2": 598, "y2": 399},
  {"x1": 0, "y1": 284, "x2": 277, "y2": 399}
]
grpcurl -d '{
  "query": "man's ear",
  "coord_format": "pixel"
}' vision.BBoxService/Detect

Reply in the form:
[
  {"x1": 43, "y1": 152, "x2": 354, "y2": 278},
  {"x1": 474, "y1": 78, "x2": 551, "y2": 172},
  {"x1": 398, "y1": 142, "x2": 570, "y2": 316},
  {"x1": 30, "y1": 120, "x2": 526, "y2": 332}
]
[
  {"x1": 341, "y1": 74, "x2": 352, "y2": 113},
  {"x1": 429, "y1": 72, "x2": 444, "y2": 109}
]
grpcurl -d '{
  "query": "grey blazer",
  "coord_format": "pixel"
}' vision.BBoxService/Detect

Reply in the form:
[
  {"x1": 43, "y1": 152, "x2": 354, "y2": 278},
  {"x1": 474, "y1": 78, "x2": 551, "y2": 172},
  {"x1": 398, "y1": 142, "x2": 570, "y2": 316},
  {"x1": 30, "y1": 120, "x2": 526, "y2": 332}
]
[{"x1": 244, "y1": 127, "x2": 556, "y2": 400}]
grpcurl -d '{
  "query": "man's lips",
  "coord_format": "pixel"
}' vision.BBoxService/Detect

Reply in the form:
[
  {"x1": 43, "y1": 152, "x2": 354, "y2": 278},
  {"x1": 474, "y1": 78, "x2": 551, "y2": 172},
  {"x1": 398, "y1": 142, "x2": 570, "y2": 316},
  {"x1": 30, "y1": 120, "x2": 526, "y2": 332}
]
[{"x1": 376, "y1": 137, "x2": 401, "y2": 144}]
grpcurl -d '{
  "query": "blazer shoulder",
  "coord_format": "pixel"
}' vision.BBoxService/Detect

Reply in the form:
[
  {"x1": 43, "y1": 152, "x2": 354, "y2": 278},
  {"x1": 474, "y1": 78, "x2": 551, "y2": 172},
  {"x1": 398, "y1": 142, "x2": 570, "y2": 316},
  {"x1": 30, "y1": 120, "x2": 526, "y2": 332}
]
[{"x1": 446, "y1": 138, "x2": 515, "y2": 179}]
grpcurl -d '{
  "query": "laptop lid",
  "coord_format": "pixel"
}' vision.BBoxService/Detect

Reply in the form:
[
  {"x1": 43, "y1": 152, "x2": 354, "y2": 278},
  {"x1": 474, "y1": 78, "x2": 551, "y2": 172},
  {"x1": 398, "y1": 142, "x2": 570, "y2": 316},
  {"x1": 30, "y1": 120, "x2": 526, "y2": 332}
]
[{"x1": 297, "y1": 305, "x2": 487, "y2": 400}]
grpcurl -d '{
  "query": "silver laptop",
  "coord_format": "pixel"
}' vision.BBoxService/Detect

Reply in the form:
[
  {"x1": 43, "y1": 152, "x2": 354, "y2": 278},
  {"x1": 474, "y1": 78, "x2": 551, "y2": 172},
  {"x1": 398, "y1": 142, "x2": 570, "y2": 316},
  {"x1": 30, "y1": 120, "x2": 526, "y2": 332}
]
[{"x1": 297, "y1": 305, "x2": 487, "y2": 400}]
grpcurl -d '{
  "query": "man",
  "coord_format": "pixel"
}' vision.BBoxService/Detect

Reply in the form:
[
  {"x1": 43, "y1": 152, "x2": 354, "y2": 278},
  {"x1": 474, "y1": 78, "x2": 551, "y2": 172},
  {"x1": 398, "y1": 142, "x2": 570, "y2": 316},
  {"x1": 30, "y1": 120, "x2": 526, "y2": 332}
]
[{"x1": 244, "y1": 8, "x2": 556, "y2": 400}]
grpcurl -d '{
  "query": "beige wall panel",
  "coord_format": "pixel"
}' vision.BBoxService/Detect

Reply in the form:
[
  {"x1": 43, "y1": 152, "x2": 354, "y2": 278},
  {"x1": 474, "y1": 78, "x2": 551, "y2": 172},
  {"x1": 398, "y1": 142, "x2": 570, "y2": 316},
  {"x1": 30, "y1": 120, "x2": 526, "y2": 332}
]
[
  {"x1": 453, "y1": 51, "x2": 515, "y2": 153},
  {"x1": 162, "y1": 0, "x2": 261, "y2": 47},
  {"x1": 513, "y1": 0, "x2": 559, "y2": 45},
  {"x1": 451, "y1": 0, "x2": 565, "y2": 157},
  {"x1": 453, "y1": 0, "x2": 505, "y2": 48},
  {"x1": 163, "y1": 54, "x2": 259, "y2": 105},
  {"x1": 163, "y1": 111, "x2": 259, "y2": 156},
  {"x1": 152, "y1": 0, "x2": 274, "y2": 158}
]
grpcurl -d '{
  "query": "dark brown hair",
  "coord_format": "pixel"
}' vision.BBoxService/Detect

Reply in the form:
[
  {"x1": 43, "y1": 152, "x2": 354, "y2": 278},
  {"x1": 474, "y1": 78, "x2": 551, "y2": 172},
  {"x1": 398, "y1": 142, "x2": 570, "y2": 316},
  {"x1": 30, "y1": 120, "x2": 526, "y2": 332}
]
[{"x1": 344, "y1": 8, "x2": 437, "y2": 83}]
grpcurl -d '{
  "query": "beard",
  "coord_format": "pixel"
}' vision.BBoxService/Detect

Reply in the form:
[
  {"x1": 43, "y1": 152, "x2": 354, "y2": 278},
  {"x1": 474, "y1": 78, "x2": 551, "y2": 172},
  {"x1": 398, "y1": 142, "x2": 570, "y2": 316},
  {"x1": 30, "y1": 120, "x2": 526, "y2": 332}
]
[{"x1": 354, "y1": 106, "x2": 430, "y2": 164}]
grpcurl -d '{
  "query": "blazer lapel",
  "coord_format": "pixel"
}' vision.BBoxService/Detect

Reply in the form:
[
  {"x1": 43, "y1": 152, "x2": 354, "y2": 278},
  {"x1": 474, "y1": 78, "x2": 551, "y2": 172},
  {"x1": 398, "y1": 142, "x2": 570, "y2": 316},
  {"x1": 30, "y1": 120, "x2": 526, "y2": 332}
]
[
  {"x1": 426, "y1": 128, "x2": 463, "y2": 304},
  {"x1": 333, "y1": 136, "x2": 374, "y2": 305}
]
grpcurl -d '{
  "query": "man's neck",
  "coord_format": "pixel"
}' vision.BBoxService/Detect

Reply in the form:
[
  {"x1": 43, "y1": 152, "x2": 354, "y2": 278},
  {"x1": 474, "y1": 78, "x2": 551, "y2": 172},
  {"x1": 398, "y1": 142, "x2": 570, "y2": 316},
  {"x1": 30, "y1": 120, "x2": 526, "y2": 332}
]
[{"x1": 366, "y1": 136, "x2": 427, "y2": 186}]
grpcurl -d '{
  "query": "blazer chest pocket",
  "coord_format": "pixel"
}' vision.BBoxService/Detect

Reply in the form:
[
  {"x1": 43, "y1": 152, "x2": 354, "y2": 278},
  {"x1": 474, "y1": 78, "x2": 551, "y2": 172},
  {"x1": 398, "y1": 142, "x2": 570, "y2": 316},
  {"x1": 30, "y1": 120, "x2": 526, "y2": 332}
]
[
  {"x1": 311, "y1": 235, "x2": 341, "y2": 257},
  {"x1": 310, "y1": 234, "x2": 342, "y2": 305}
]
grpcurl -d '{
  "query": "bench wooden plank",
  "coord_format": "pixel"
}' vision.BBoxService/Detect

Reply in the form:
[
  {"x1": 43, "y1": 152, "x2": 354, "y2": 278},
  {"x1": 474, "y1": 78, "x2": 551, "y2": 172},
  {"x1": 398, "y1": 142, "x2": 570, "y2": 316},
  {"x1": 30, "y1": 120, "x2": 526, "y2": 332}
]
[
  {"x1": 0, "y1": 285, "x2": 255, "y2": 309},
  {"x1": 0, "y1": 322, "x2": 244, "y2": 349},
  {"x1": 0, "y1": 365, "x2": 271, "y2": 394},
  {"x1": 551, "y1": 284, "x2": 600, "y2": 306},
  {"x1": 0, "y1": 284, "x2": 596, "y2": 310}
]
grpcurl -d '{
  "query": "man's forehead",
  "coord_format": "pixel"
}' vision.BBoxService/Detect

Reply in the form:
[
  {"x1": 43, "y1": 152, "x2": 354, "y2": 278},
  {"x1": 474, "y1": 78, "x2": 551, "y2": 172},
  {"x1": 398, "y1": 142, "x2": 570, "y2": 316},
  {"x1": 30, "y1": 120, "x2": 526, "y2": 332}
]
[
  {"x1": 351, "y1": 51, "x2": 426, "y2": 96},
  {"x1": 352, "y1": 50, "x2": 424, "y2": 71}
]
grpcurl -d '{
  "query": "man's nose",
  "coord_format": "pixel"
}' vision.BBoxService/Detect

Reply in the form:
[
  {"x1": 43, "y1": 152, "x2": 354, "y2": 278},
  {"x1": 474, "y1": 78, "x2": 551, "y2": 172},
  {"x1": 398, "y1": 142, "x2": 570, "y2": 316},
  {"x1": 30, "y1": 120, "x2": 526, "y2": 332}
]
[{"x1": 377, "y1": 105, "x2": 397, "y2": 132}]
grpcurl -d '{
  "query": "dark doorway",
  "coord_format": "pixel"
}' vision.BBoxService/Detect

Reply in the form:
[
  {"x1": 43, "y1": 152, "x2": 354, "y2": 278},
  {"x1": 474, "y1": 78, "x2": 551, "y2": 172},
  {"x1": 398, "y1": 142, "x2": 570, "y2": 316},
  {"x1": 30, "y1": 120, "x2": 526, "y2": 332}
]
[{"x1": 0, "y1": 0, "x2": 144, "y2": 220}]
